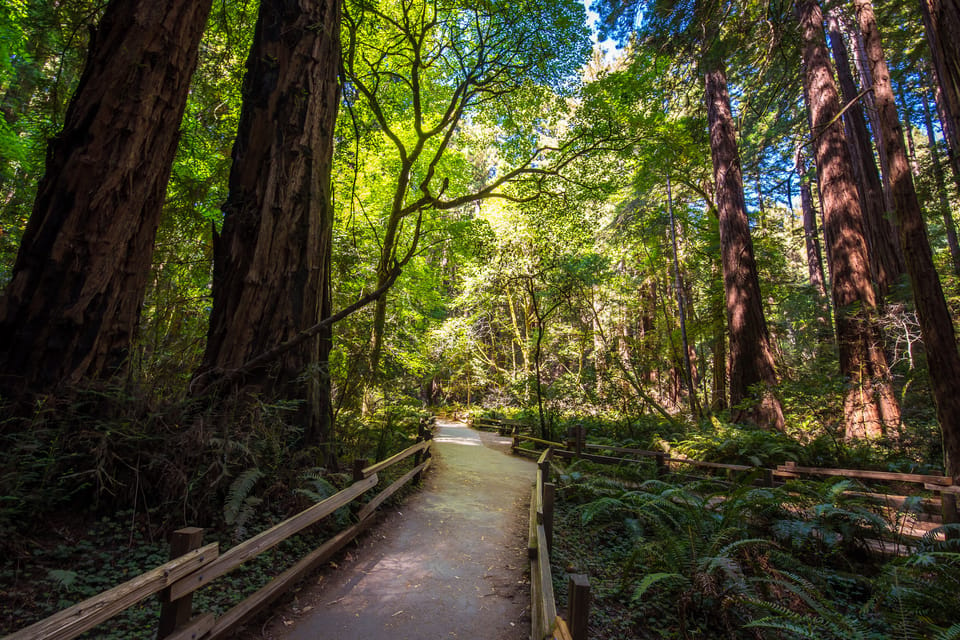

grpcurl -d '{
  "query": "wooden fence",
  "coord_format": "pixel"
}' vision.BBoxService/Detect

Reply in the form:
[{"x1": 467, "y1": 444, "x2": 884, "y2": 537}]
[
  {"x1": 529, "y1": 448, "x2": 590, "y2": 640},
  {"x1": 4, "y1": 421, "x2": 435, "y2": 640}
]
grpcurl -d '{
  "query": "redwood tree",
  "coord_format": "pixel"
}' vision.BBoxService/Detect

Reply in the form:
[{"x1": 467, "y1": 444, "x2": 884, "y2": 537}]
[
  {"x1": 797, "y1": 0, "x2": 900, "y2": 439},
  {"x1": 853, "y1": 0, "x2": 960, "y2": 481},
  {"x1": 825, "y1": 9, "x2": 903, "y2": 295},
  {"x1": 199, "y1": 0, "x2": 341, "y2": 451},
  {"x1": 922, "y1": 0, "x2": 960, "y2": 182},
  {"x1": 0, "y1": 0, "x2": 213, "y2": 397},
  {"x1": 705, "y1": 58, "x2": 785, "y2": 430}
]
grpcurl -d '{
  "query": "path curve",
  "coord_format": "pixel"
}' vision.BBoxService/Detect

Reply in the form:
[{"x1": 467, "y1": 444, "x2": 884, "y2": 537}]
[{"x1": 259, "y1": 419, "x2": 535, "y2": 639}]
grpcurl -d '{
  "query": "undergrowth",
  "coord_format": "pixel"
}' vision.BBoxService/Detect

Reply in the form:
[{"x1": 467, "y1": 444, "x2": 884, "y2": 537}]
[
  {"x1": 550, "y1": 460, "x2": 960, "y2": 639},
  {"x1": 0, "y1": 384, "x2": 431, "y2": 636}
]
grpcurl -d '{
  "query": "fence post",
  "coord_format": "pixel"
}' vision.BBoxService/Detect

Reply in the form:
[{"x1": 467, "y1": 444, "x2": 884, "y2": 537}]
[
  {"x1": 576, "y1": 424, "x2": 585, "y2": 455},
  {"x1": 567, "y1": 573, "x2": 591, "y2": 640},
  {"x1": 158, "y1": 527, "x2": 204, "y2": 638},
  {"x1": 352, "y1": 458, "x2": 368, "y2": 482},
  {"x1": 655, "y1": 453, "x2": 666, "y2": 477},
  {"x1": 943, "y1": 492, "x2": 958, "y2": 528},
  {"x1": 763, "y1": 469, "x2": 775, "y2": 488},
  {"x1": 565, "y1": 426, "x2": 577, "y2": 451},
  {"x1": 538, "y1": 457, "x2": 551, "y2": 484}
]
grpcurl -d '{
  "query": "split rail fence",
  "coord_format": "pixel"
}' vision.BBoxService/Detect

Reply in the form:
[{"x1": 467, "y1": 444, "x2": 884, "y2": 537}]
[{"x1": 4, "y1": 421, "x2": 435, "y2": 640}]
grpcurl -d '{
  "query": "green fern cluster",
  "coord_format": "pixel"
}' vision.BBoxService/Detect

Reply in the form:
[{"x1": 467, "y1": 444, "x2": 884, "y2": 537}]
[{"x1": 556, "y1": 463, "x2": 956, "y2": 639}]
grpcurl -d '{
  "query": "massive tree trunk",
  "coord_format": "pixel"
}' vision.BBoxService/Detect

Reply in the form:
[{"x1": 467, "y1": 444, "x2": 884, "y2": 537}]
[
  {"x1": 200, "y1": 0, "x2": 341, "y2": 451},
  {"x1": 922, "y1": 0, "x2": 960, "y2": 189},
  {"x1": 854, "y1": 0, "x2": 960, "y2": 481},
  {"x1": 704, "y1": 60, "x2": 785, "y2": 430},
  {"x1": 797, "y1": 0, "x2": 901, "y2": 440},
  {"x1": 826, "y1": 10, "x2": 904, "y2": 295},
  {"x1": 0, "y1": 0, "x2": 213, "y2": 397},
  {"x1": 922, "y1": 88, "x2": 960, "y2": 276},
  {"x1": 849, "y1": 20, "x2": 895, "y2": 216}
]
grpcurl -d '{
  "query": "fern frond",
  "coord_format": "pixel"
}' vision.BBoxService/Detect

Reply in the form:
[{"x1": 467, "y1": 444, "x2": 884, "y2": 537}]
[
  {"x1": 631, "y1": 571, "x2": 689, "y2": 602},
  {"x1": 224, "y1": 468, "x2": 263, "y2": 525}
]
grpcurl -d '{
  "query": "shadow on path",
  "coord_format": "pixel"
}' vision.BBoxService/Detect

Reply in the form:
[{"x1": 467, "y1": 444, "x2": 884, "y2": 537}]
[{"x1": 261, "y1": 419, "x2": 535, "y2": 640}]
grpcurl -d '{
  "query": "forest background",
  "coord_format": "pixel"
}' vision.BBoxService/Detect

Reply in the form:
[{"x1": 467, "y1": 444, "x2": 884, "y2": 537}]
[{"x1": 2, "y1": 0, "x2": 960, "y2": 631}]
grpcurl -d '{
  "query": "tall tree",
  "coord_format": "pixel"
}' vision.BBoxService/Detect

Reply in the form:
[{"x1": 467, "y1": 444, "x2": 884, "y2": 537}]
[
  {"x1": 922, "y1": 86, "x2": 960, "y2": 276},
  {"x1": 921, "y1": 0, "x2": 960, "y2": 184},
  {"x1": 797, "y1": 155, "x2": 827, "y2": 297},
  {"x1": 853, "y1": 0, "x2": 960, "y2": 483},
  {"x1": 705, "y1": 58, "x2": 785, "y2": 430},
  {"x1": 826, "y1": 9, "x2": 903, "y2": 295},
  {"x1": 0, "y1": 0, "x2": 213, "y2": 397},
  {"x1": 198, "y1": 0, "x2": 341, "y2": 452},
  {"x1": 797, "y1": 0, "x2": 901, "y2": 439}
]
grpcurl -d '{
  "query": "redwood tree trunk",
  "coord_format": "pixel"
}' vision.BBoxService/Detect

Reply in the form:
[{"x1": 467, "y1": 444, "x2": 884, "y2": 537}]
[
  {"x1": 0, "y1": 0, "x2": 213, "y2": 396},
  {"x1": 854, "y1": 0, "x2": 960, "y2": 481},
  {"x1": 704, "y1": 60, "x2": 785, "y2": 430},
  {"x1": 826, "y1": 10, "x2": 904, "y2": 295},
  {"x1": 797, "y1": 0, "x2": 901, "y2": 439},
  {"x1": 922, "y1": 88, "x2": 960, "y2": 276},
  {"x1": 922, "y1": 0, "x2": 960, "y2": 190},
  {"x1": 200, "y1": 0, "x2": 340, "y2": 450}
]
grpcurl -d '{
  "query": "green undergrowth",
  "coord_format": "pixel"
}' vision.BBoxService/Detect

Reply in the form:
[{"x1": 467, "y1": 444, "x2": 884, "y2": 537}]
[
  {"x1": 0, "y1": 388, "x2": 431, "y2": 637},
  {"x1": 549, "y1": 460, "x2": 960, "y2": 640}
]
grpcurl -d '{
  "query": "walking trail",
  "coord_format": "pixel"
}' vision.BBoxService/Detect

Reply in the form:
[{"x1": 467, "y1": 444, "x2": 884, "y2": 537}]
[{"x1": 255, "y1": 419, "x2": 536, "y2": 640}]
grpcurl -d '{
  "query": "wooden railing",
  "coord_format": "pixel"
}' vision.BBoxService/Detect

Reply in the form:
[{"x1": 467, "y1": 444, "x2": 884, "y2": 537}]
[
  {"x1": 4, "y1": 420, "x2": 435, "y2": 640},
  {"x1": 470, "y1": 415, "x2": 533, "y2": 436},
  {"x1": 518, "y1": 425, "x2": 958, "y2": 533},
  {"x1": 529, "y1": 448, "x2": 591, "y2": 640}
]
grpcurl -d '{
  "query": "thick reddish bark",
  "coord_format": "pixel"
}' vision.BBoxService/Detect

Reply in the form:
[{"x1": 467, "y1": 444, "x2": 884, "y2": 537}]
[
  {"x1": 922, "y1": 0, "x2": 960, "y2": 191},
  {"x1": 0, "y1": 0, "x2": 213, "y2": 396},
  {"x1": 855, "y1": 0, "x2": 960, "y2": 481},
  {"x1": 200, "y1": 0, "x2": 340, "y2": 449},
  {"x1": 798, "y1": 0, "x2": 901, "y2": 440},
  {"x1": 922, "y1": 88, "x2": 960, "y2": 276},
  {"x1": 705, "y1": 61, "x2": 785, "y2": 430},
  {"x1": 826, "y1": 10, "x2": 904, "y2": 295}
]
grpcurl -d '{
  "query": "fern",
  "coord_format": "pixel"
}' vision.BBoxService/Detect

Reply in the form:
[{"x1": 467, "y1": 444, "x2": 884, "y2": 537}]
[
  {"x1": 631, "y1": 571, "x2": 689, "y2": 602},
  {"x1": 223, "y1": 468, "x2": 263, "y2": 527},
  {"x1": 742, "y1": 573, "x2": 870, "y2": 640}
]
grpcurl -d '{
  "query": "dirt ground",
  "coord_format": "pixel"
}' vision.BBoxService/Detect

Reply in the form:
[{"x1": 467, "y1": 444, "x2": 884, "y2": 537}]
[{"x1": 245, "y1": 419, "x2": 535, "y2": 640}]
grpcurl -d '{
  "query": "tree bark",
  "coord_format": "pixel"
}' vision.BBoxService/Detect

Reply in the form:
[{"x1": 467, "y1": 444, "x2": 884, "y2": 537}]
[
  {"x1": 849, "y1": 19, "x2": 896, "y2": 217},
  {"x1": 797, "y1": 154, "x2": 828, "y2": 297},
  {"x1": 922, "y1": 87, "x2": 960, "y2": 276},
  {"x1": 922, "y1": 0, "x2": 960, "y2": 194},
  {"x1": 854, "y1": 0, "x2": 960, "y2": 480},
  {"x1": 704, "y1": 60, "x2": 785, "y2": 430},
  {"x1": 200, "y1": 0, "x2": 341, "y2": 451},
  {"x1": 0, "y1": 0, "x2": 213, "y2": 396},
  {"x1": 798, "y1": 0, "x2": 901, "y2": 440},
  {"x1": 826, "y1": 10, "x2": 904, "y2": 295}
]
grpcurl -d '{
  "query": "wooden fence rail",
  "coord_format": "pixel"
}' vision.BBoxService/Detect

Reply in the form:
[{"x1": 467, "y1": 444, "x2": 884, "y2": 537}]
[
  {"x1": 4, "y1": 420, "x2": 435, "y2": 640},
  {"x1": 529, "y1": 447, "x2": 590, "y2": 640}
]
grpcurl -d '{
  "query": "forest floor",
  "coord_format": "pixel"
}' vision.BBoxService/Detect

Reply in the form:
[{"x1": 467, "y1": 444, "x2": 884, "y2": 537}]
[{"x1": 243, "y1": 419, "x2": 535, "y2": 640}]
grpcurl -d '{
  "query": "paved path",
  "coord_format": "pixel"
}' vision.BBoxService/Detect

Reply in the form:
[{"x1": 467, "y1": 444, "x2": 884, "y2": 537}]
[{"x1": 260, "y1": 419, "x2": 535, "y2": 640}]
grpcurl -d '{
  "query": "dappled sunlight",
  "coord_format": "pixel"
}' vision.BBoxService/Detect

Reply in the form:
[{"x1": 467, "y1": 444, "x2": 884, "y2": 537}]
[{"x1": 433, "y1": 435, "x2": 481, "y2": 446}]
